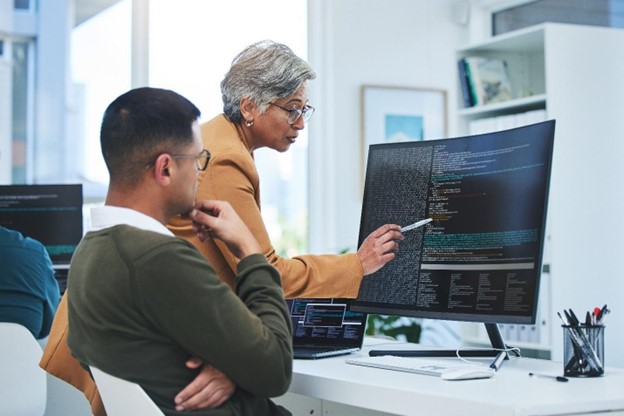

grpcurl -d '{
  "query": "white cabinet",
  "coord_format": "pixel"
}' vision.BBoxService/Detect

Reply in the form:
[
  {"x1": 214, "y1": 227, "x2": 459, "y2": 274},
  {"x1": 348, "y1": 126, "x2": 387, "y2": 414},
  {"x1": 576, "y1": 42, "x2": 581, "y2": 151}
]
[{"x1": 456, "y1": 23, "x2": 624, "y2": 366}]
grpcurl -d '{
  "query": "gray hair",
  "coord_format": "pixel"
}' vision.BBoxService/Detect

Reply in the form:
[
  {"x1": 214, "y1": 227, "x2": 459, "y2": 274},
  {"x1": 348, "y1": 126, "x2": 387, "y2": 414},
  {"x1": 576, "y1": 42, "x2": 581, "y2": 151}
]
[{"x1": 221, "y1": 40, "x2": 316, "y2": 123}]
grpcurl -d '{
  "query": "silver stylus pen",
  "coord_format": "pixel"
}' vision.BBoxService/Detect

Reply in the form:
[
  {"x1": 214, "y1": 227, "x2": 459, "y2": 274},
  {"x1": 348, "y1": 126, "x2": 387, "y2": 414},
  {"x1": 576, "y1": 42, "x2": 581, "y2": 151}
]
[{"x1": 400, "y1": 218, "x2": 432, "y2": 233}]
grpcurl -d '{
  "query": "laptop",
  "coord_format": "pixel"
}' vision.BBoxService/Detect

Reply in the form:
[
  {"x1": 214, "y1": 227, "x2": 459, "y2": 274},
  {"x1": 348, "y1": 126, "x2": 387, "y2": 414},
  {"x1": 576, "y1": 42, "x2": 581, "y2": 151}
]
[
  {"x1": 287, "y1": 298, "x2": 368, "y2": 359},
  {"x1": 52, "y1": 264, "x2": 70, "y2": 295}
]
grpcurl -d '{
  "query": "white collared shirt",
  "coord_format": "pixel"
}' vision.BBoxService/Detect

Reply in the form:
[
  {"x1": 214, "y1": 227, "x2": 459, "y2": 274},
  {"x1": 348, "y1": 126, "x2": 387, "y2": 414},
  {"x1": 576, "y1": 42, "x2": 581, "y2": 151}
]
[{"x1": 90, "y1": 206, "x2": 173, "y2": 237}]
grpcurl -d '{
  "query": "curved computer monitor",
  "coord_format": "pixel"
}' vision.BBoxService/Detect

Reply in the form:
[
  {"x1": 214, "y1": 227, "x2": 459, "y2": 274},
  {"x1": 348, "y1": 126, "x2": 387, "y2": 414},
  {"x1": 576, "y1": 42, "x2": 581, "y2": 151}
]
[{"x1": 352, "y1": 120, "x2": 555, "y2": 349}]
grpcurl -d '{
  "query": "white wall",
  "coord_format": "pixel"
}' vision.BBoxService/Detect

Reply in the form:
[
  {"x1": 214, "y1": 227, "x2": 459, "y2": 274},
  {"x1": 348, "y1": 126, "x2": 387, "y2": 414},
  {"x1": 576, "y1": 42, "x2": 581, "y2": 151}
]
[{"x1": 307, "y1": 0, "x2": 469, "y2": 254}]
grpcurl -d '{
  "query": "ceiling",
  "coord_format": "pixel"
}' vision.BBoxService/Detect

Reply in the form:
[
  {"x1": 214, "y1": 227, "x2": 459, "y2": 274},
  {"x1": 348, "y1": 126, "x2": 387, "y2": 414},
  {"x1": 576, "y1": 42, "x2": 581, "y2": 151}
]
[{"x1": 74, "y1": 0, "x2": 122, "y2": 26}]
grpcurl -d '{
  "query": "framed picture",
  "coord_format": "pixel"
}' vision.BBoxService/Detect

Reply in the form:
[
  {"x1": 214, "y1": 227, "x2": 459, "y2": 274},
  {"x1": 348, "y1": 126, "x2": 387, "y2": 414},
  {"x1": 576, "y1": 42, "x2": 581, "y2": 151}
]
[{"x1": 361, "y1": 85, "x2": 447, "y2": 167}]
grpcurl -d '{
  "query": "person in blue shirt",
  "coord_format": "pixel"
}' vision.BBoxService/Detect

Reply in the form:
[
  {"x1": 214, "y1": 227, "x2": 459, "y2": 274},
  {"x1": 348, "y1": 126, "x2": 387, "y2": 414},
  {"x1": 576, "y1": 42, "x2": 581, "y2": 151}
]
[{"x1": 0, "y1": 226, "x2": 60, "y2": 339}]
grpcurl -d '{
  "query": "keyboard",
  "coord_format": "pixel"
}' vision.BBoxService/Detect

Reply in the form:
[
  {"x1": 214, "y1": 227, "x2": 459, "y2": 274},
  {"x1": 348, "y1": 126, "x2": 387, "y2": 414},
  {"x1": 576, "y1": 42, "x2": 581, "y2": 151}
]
[
  {"x1": 345, "y1": 355, "x2": 488, "y2": 377},
  {"x1": 294, "y1": 346, "x2": 359, "y2": 359}
]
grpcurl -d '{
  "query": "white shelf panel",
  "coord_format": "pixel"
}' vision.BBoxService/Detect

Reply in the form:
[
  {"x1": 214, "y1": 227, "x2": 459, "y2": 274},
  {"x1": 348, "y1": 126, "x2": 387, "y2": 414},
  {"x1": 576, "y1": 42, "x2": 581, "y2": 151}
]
[{"x1": 458, "y1": 94, "x2": 546, "y2": 118}]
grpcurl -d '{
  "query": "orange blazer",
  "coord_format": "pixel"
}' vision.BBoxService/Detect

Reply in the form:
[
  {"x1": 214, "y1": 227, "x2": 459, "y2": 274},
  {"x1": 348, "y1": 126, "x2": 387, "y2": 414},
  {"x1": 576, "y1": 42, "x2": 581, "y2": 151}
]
[
  {"x1": 40, "y1": 293, "x2": 105, "y2": 416},
  {"x1": 168, "y1": 114, "x2": 364, "y2": 298}
]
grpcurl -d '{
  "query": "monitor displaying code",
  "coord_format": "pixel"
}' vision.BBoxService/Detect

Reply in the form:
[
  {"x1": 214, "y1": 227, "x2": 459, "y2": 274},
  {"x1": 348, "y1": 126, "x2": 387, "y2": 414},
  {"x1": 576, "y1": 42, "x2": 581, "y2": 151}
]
[
  {"x1": 0, "y1": 184, "x2": 83, "y2": 264},
  {"x1": 354, "y1": 121, "x2": 555, "y2": 325}
]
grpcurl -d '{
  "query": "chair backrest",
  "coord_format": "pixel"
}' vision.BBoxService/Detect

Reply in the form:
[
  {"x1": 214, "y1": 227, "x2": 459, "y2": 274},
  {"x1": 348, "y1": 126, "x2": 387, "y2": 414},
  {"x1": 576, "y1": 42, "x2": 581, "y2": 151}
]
[
  {"x1": 89, "y1": 366, "x2": 164, "y2": 416},
  {"x1": 0, "y1": 322, "x2": 47, "y2": 416}
]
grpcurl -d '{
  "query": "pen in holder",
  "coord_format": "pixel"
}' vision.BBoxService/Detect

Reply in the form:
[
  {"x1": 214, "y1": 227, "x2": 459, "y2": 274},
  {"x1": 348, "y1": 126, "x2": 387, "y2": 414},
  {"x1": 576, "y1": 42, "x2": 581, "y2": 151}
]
[{"x1": 562, "y1": 324, "x2": 605, "y2": 377}]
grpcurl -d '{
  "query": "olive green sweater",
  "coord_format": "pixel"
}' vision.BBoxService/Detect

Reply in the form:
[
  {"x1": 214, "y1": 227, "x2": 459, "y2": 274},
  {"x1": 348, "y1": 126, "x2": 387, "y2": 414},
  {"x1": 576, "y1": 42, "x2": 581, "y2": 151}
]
[{"x1": 67, "y1": 225, "x2": 292, "y2": 415}]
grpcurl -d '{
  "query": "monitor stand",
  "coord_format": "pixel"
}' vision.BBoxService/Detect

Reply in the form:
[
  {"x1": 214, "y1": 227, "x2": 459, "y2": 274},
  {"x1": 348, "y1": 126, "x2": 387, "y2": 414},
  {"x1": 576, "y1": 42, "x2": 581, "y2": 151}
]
[{"x1": 368, "y1": 323, "x2": 509, "y2": 360}]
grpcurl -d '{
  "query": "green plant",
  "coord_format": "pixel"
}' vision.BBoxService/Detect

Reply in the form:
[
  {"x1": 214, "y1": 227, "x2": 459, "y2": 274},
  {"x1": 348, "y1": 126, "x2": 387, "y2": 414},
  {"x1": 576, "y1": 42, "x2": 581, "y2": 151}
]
[{"x1": 366, "y1": 314, "x2": 421, "y2": 343}]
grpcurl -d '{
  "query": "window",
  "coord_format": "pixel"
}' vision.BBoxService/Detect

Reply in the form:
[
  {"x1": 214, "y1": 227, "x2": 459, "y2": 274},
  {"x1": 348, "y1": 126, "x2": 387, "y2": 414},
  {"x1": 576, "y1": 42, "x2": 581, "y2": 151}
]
[
  {"x1": 71, "y1": 0, "x2": 132, "y2": 185},
  {"x1": 149, "y1": 0, "x2": 309, "y2": 256},
  {"x1": 13, "y1": 0, "x2": 32, "y2": 11},
  {"x1": 71, "y1": 0, "x2": 309, "y2": 255},
  {"x1": 11, "y1": 41, "x2": 33, "y2": 183}
]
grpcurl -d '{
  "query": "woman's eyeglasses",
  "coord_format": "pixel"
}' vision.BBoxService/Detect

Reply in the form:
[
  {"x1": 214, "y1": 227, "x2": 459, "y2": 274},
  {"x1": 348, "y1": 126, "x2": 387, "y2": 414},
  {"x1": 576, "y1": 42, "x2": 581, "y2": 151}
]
[{"x1": 270, "y1": 103, "x2": 315, "y2": 125}]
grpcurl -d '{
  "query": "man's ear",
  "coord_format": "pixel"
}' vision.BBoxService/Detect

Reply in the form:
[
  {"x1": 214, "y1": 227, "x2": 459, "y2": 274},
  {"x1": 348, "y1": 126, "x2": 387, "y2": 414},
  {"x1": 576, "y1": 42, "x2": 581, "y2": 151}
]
[{"x1": 153, "y1": 153, "x2": 173, "y2": 185}]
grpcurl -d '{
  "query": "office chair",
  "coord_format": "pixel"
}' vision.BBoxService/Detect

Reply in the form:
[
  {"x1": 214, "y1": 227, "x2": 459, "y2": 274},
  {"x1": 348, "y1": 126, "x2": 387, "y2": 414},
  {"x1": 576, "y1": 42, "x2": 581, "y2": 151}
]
[
  {"x1": 89, "y1": 366, "x2": 164, "y2": 415},
  {"x1": 0, "y1": 322, "x2": 47, "y2": 416}
]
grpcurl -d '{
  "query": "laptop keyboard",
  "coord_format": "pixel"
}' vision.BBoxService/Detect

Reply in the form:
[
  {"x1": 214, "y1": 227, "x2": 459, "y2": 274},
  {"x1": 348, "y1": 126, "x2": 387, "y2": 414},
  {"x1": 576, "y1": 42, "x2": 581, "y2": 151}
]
[
  {"x1": 295, "y1": 347, "x2": 358, "y2": 358},
  {"x1": 296, "y1": 347, "x2": 336, "y2": 354},
  {"x1": 345, "y1": 355, "x2": 486, "y2": 377}
]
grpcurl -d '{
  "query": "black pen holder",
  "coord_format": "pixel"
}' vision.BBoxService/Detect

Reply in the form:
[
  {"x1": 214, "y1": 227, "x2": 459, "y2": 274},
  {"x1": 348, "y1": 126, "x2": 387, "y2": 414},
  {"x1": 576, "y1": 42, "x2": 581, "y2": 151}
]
[{"x1": 562, "y1": 325, "x2": 605, "y2": 377}]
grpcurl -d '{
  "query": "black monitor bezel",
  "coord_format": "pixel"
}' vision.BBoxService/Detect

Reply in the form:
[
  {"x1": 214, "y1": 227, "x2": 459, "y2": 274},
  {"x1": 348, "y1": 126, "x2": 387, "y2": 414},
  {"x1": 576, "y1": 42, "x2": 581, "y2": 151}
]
[{"x1": 352, "y1": 120, "x2": 555, "y2": 326}]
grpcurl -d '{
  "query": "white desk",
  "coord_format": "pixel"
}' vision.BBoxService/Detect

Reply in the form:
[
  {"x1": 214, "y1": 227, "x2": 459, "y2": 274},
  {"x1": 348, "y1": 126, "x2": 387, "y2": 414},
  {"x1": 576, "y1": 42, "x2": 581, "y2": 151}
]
[{"x1": 277, "y1": 338, "x2": 624, "y2": 416}]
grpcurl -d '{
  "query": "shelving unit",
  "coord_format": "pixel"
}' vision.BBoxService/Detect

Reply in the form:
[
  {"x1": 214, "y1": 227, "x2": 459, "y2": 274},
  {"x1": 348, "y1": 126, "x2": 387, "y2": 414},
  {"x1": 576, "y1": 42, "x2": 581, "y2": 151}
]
[
  {"x1": 457, "y1": 94, "x2": 546, "y2": 119},
  {"x1": 455, "y1": 23, "x2": 624, "y2": 365}
]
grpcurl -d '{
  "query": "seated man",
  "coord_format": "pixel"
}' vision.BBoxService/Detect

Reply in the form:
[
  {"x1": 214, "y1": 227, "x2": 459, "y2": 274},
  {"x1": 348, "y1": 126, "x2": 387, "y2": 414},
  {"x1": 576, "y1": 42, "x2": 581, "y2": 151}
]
[
  {"x1": 66, "y1": 87, "x2": 292, "y2": 415},
  {"x1": 0, "y1": 226, "x2": 60, "y2": 339}
]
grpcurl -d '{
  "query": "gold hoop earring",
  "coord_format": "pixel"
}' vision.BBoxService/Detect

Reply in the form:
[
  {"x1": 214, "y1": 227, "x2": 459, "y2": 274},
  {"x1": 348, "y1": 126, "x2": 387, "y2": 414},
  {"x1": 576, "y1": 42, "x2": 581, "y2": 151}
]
[{"x1": 245, "y1": 119, "x2": 254, "y2": 127}]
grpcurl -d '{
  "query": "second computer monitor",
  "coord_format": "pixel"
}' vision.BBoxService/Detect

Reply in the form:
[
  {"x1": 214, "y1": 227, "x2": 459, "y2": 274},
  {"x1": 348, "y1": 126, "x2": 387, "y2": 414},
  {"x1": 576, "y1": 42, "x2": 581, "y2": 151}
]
[{"x1": 0, "y1": 184, "x2": 83, "y2": 265}]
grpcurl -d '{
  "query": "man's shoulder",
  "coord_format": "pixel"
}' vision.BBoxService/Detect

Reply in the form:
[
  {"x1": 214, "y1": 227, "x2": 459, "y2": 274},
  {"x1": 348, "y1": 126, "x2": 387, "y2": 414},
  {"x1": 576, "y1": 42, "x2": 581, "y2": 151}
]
[
  {"x1": 77, "y1": 226, "x2": 212, "y2": 285},
  {"x1": 0, "y1": 226, "x2": 47, "y2": 254},
  {"x1": 89, "y1": 224, "x2": 169, "y2": 240},
  {"x1": 87, "y1": 225, "x2": 196, "y2": 259}
]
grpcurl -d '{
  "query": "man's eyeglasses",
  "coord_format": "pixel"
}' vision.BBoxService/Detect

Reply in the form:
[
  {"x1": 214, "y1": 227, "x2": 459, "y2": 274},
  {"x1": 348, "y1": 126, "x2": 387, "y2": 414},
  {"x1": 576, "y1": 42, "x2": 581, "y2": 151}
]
[
  {"x1": 171, "y1": 148, "x2": 211, "y2": 171},
  {"x1": 146, "y1": 148, "x2": 211, "y2": 171},
  {"x1": 269, "y1": 103, "x2": 315, "y2": 125}
]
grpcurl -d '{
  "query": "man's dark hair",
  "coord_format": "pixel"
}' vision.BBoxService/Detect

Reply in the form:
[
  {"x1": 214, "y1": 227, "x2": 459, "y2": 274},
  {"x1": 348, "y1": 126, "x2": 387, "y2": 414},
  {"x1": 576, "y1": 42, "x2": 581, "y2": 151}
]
[{"x1": 100, "y1": 87, "x2": 201, "y2": 185}]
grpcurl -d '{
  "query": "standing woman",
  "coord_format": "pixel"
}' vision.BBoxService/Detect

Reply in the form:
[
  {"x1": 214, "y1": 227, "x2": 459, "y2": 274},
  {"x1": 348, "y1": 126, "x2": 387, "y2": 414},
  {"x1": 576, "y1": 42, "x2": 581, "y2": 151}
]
[{"x1": 169, "y1": 40, "x2": 402, "y2": 298}]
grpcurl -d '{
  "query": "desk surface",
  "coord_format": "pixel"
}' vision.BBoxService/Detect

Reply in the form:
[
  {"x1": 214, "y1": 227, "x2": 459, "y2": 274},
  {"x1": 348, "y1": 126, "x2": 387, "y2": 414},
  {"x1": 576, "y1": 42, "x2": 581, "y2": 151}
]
[{"x1": 288, "y1": 338, "x2": 624, "y2": 416}]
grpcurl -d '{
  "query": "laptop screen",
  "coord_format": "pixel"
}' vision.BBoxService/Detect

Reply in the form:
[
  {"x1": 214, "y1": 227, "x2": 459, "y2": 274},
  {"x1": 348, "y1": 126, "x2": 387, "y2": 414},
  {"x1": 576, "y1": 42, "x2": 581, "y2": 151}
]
[{"x1": 287, "y1": 298, "x2": 368, "y2": 349}]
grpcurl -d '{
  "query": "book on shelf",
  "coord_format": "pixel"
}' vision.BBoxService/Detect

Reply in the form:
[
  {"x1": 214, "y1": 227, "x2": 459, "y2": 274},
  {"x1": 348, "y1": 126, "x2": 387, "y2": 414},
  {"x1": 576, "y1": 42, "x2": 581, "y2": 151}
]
[
  {"x1": 457, "y1": 58, "x2": 475, "y2": 108},
  {"x1": 461, "y1": 56, "x2": 513, "y2": 106}
]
